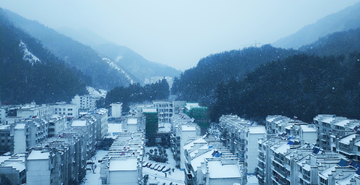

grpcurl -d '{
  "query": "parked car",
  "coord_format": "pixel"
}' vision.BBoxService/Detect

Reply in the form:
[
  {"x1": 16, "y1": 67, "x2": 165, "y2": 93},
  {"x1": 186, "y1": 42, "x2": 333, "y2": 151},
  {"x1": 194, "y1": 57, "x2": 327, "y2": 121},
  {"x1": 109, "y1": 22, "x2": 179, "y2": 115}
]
[
  {"x1": 151, "y1": 164, "x2": 159, "y2": 170},
  {"x1": 163, "y1": 167, "x2": 171, "y2": 173},
  {"x1": 158, "y1": 165, "x2": 166, "y2": 172},
  {"x1": 142, "y1": 162, "x2": 149, "y2": 167},
  {"x1": 154, "y1": 165, "x2": 161, "y2": 170},
  {"x1": 147, "y1": 163, "x2": 152, "y2": 168}
]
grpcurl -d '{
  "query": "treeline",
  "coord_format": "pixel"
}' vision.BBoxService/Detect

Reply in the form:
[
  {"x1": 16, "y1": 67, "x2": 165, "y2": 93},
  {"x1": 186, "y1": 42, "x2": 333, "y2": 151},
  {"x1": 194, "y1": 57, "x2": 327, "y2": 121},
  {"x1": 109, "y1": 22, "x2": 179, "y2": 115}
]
[
  {"x1": 172, "y1": 45, "x2": 298, "y2": 104},
  {"x1": 103, "y1": 79, "x2": 170, "y2": 112},
  {"x1": 0, "y1": 11, "x2": 88, "y2": 104},
  {"x1": 211, "y1": 53, "x2": 360, "y2": 123}
]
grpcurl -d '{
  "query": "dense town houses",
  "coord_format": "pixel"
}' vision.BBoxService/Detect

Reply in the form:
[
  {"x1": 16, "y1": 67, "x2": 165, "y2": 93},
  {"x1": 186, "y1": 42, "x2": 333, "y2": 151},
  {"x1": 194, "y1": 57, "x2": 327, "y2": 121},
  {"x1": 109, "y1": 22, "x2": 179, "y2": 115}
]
[
  {"x1": 256, "y1": 115, "x2": 360, "y2": 185},
  {"x1": 2, "y1": 95, "x2": 360, "y2": 185}
]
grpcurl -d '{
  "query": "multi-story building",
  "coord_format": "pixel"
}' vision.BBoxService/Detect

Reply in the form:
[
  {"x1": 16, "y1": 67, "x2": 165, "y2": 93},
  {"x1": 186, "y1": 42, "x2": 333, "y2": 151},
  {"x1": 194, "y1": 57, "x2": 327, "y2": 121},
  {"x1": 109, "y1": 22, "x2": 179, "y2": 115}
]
[
  {"x1": 71, "y1": 116, "x2": 97, "y2": 158},
  {"x1": 100, "y1": 131, "x2": 145, "y2": 185},
  {"x1": 0, "y1": 153, "x2": 26, "y2": 185},
  {"x1": 219, "y1": 115, "x2": 266, "y2": 174},
  {"x1": 153, "y1": 100, "x2": 174, "y2": 123},
  {"x1": 110, "y1": 102, "x2": 122, "y2": 118},
  {"x1": 71, "y1": 94, "x2": 97, "y2": 111},
  {"x1": 91, "y1": 108, "x2": 109, "y2": 143},
  {"x1": 337, "y1": 133, "x2": 360, "y2": 160},
  {"x1": 16, "y1": 102, "x2": 51, "y2": 118},
  {"x1": 122, "y1": 113, "x2": 146, "y2": 132},
  {"x1": 12, "y1": 118, "x2": 49, "y2": 154},
  {"x1": 51, "y1": 102, "x2": 79, "y2": 119},
  {"x1": 26, "y1": 126, "x2": 90, "y2": 185},
  {"x1": 0, "y1": 106, "x2": 8, "y2": 123},
  {"x1": 184, "y1": 102, "x2": 210, "y2": 133},
  {"x1": 313, "y1": 114, "x2": 360, "y2": 151},
  {"x1": 0, "y1": 124, "x2": 13, "y2": 154},
  {"x1": 46, "y1": 114, "x2": 67, "y2": 138},
  {"x1": 183, "y1": 135, "x2": 247, "y2": 185}
]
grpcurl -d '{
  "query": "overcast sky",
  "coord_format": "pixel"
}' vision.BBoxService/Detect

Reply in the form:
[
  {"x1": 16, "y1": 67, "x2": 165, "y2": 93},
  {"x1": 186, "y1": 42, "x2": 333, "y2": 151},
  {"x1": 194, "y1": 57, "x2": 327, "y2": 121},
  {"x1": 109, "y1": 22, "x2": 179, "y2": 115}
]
[{"x1": 1, "y1": 0, "x2": 359, "y2": 71}]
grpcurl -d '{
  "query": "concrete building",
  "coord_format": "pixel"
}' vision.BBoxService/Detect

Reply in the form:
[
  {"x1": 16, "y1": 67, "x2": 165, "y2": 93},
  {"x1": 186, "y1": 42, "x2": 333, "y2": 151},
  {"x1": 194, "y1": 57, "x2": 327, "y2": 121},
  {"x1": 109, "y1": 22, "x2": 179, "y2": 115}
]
[
  {"x1": 51, "y1": 102, "x2": 79, "y2": 119},
  {"x1": 17, "y1": 102, "x2": 51, "y2": 119},
  {"x1": 0, "y1": 106, "x2": 7, "y2": 123},
  {"x1": 314, "y1": 114, "x2": 360, "y2": 152},
  {"x1": 46, "y1": 114, "x2": 67, "y2": 138},
  {"x1": 71, "y1": 94, "x2": 97, "y2": 111},
  {"x1": 219, "y1": 115, "x2": 266, "y2": 174},
  {"x1": 92, "y1": 108, "x2": 109, "y2": 143},
  {"x1": 183, "y1": 135, "x2": 247, "y2": 185},
  {"x1": 0, "y1": 124, "x2": 13, "y2": 155},
  {"x1": 27, "y1": 125, "x2": 93, "y2": 185},
  {"x1": 100, "y1": 132, "x2": 145, "y2": 185},
  {"x1": 110, "y1": 102, "x2": 122, "y2": 118},
  {"x1": 153, "y1": 100, "x2": 174, "y2": 123},
  {"x1": 184, "y1": 103, "x2": 210, "y2": 133},
  {"x1": 122, "y1": 114, "x2": 146, "y2": 132},
  {"x1": 0, "y1": 153, "x2": 26, "y2": 185},
  {"x1": 12, "y1": 118, "x2": 49, "y2": 154}
]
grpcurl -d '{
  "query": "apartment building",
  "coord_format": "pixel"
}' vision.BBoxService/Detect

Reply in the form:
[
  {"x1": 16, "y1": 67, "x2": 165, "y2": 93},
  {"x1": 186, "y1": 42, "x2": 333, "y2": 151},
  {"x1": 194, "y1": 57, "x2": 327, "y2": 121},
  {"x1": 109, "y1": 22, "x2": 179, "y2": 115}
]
[
  {"x1": 219, "y1": 115, "x2": 266, "y2": 174},
  {"x1": 153, "y1": 100, "x2": 174, "y2": 123},
  {"x1": 71, "y1": 94, "x2": 97, "y2": 111},
  {"x1": 183, "y1": 135, "x2": 247, "y2": 185},
  {"x1": 110, "y1": 102, "x2": 122, "y2": 117},
  {"x1": 51, "y1": 102, "x2": 79, "y2": 119},
  {"x1": 314, "y1": 114, "x2": 360, "y2": 152},
  {"x1": 0, "y1": 124, "x2": 13, "y2": 155},
  {"x1": 0, "y1": 153, "x2": 26, "y2": 185},
  {"x1": 100, "y1": 131, "x2": 145, "y2": 185}
]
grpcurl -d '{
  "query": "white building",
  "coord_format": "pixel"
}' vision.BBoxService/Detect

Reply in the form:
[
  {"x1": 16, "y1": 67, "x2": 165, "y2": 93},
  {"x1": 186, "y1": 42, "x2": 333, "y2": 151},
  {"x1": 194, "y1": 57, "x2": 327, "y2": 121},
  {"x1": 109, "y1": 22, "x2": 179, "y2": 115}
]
[
  {"x1": 153, "y1": 100, "x2": 174, "y2": 123},
  {"x1": 71, "y1": 94, "x2": 97, "y2": 111},
  {"x1": 100, "y1": 132, "x2": 144, "y2": 185},
  {"x1": 110, "y1": 102, "x2": 122, "y2": 118},
  {"x1": 179, "y1": 124, "x2": 200, "y2": 170},
  {"x1": 17, "y1": 103, "x2": 51, "y2": 118},
  {"x1": 51, "y1": 102, "x2": 79, "y2": 119},
  {"x1": 26, "y1": 150, "x2": 51, "y2": 185},
  {"x1": 0, "y1": 153, "x2": 26, "y2": 185},
  {"x1": 219, "y1": 115, "x2": 266, "y2": 174}
]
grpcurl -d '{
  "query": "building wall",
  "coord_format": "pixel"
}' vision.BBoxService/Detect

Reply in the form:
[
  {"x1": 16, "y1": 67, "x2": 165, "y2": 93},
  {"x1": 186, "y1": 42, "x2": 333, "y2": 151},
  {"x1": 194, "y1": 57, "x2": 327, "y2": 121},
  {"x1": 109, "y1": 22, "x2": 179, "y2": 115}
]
[
  {"x1": 180, "y1": 129, "x2": 198, "y2": 169},
  {"x1": 247, "y1": 133, "x2": 264, "y2": 174},
  {"x1": 13, "y1": 126, "x2": 26, "y2": 154},
  {"x1": 111, "y1": 103, "x2": 122, "y2": 118},
  {"x1": 26, "y1": 159, "x2": 51, "y2": 185},
  {"x1": 109, "y1": 171, "x2": 138, "y2": 185}
]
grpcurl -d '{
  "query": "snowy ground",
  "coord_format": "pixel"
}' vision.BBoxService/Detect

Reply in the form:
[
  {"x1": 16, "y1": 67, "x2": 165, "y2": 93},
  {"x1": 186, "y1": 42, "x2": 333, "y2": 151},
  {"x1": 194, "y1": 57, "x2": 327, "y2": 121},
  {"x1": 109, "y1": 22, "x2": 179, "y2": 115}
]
[
  {"x1": 80, "y1": 150, "x2": 108, "y2": 185},
  {"x1": 143, "y1": 147, "x2": 185, "y2": 185},
  {"x1": 247, "y1": 175, "x2": 259, "y2": 185}
]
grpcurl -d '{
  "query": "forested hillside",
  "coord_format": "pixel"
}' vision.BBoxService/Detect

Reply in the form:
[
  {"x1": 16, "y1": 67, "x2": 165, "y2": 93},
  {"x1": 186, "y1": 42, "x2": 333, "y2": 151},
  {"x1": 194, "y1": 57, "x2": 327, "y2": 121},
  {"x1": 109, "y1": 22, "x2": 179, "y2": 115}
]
[
  {"x1": 211, "y1": 53, "x2": 360, "y2": 123},
  {"x1": 172, "y1": 45, "x2": 298, "y2": 104},
  {"x1": 0, "y1": 12, "x2": 88, "y2": 104},
  {"x1": 172, "y1": 27, "x2": 360, "y2": 123},
  {"x1": 2, "y1": 8, "x2": 135, "y2": 90},
  {"x1": 299, "y1": 27, "x2": 360, "y2": 57}
]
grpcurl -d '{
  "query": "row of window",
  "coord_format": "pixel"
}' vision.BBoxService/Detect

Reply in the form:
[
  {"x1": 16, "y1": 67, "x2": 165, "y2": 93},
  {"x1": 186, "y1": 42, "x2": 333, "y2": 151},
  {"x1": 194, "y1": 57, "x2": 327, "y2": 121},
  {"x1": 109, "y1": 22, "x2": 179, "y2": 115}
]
[
  {"x1": 55, "y1": 112, "x2": 73, "y2": 115},
  {"x1": 55, "y1": 108, "x2": 73, "y2": 111}
]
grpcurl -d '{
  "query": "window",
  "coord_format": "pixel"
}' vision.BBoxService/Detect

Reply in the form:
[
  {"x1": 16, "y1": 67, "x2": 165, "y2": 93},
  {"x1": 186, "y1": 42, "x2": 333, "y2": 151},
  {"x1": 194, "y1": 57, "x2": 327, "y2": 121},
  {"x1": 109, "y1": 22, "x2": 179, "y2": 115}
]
[
  {"x1": 63, "y1": 108, "x2": 65, "y2": 111},
  {"x1": 68, "y1": 108, "x2": 72, "y2": 111},
  {"x1": 68, "y1": 113, "x2": 73, "y2": 115}
]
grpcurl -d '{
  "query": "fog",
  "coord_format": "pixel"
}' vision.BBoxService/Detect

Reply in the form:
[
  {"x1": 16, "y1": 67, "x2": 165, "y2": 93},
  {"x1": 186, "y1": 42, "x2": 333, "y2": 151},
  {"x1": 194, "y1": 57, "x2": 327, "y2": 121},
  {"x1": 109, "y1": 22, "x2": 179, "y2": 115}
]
[{"x1": 0, "y1": 0, "x2": 359, "y2": 71}]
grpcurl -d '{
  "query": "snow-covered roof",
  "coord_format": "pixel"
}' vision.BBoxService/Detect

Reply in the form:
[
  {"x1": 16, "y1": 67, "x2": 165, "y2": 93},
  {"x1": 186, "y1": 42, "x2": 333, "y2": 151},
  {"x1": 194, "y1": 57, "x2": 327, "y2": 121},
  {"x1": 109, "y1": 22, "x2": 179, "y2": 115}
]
[
  {"x1": 249, "y1": 126, "x2": 266, "y2": 134},
  {"x1": 208, "y1": 160, "x2": 241, "y2": 179},
  {"x1": 142, "y1": 108, "x2": 157, "y2": 113},
  {"x1": 335, "y1": 120, "x2": 350, "y2": 127},
  {"x1": 0, "y1": 156, "x2": 11, "y2": 164},
  {"x1": 322, "y1": 117, "x2": 335, "y2": 124},
  {"x1": 319, "y1": 166, "x2": 336, "y2": 179},
  {"x1": 339, "y1": 134, "x2": 356, "y2": 145},
  {"x1": 184, "y1": 137, "x2": 207, "y2": 150},
  {"x1": 27, "y1": 150, "x2": 49, "y2": 160},
  {"x1": 273, "y1": 143, "x2": 290, "y2": 154},
  {"x1": 109, "y1": 158, "x2": 137, "y2": 171},
  {"x1": 300, "y1": 125, "x2": 316, "y2": 132},
  {"x1": 127, "y1": 118, "x2": 137, "y2": 125},
  {"x1": 185, "y1": 103, "x2": 200, "y2": 110},
  {"x1": 0, "y1": 125, "x2": 10, "y2": 130},
  {"x1": 108, "y1": 124, "x2": 122, "y2": 133},
  {"x1": 5, "y1": 162, "x2": 25, "y2": 171},
  {"x1": 190, "y1": 150, "x2": 213, "y2": 170},
  {"x1": 14, "y1": 123, "x2": 26, "y2": 130},
  {"x1": 182, "y1": 125, "x2": 196, "y2": 131},
  {"x1": 72, "y1": 120, "x2": 87, "y2": 127}
]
